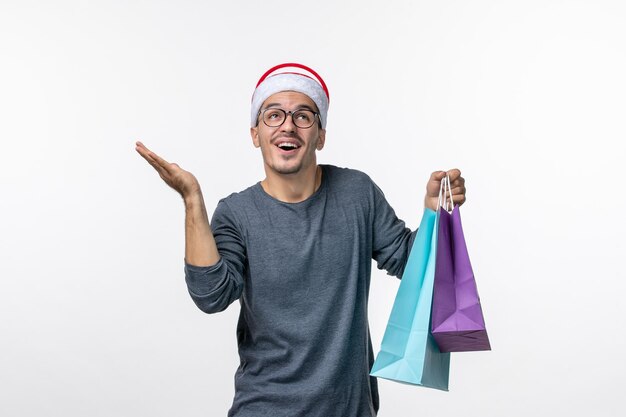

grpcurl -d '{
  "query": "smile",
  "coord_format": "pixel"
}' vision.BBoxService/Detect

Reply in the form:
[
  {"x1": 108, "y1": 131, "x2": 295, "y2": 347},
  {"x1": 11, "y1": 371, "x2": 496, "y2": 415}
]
[{"x1": 275, "y1": 141, "x2": 301, "y2": 153}]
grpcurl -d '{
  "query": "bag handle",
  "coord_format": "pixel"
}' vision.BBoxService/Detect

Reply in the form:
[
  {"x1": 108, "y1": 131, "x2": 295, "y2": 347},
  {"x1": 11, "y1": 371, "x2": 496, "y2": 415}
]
[{"x1": 437, "y1": 173, "x2": 454, "y2": 213}]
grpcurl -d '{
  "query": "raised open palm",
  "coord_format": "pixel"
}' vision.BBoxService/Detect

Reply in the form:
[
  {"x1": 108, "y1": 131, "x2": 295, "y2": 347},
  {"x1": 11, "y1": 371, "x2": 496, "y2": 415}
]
[{"x1": 135, "y1": 141, "x2": 201, "y2": 199}]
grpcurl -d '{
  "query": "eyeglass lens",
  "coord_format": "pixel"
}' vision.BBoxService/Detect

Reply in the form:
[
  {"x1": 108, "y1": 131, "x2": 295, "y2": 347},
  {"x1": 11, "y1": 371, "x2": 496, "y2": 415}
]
[{"x1": 263, "y1": 109, "x2": 316, "y2": 128}]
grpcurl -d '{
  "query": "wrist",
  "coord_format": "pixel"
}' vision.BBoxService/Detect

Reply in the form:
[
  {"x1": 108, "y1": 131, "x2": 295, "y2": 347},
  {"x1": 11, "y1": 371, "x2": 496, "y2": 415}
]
[
  {"x1": 424, "y1": 197, "x2": 438, "y2": 212},
  {"x1": 184, "y1": 190, "x2": 204, "y2": 209}
]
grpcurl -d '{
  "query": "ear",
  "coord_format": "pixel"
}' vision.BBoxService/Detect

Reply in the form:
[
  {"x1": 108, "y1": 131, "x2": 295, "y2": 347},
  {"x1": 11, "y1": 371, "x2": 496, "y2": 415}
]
[
  {"x1": 250, "y1": 127, "x2": 260, "y2": 148},
  {"x1": 316, "y1": 128, "x2": 326, "y2": 151}
]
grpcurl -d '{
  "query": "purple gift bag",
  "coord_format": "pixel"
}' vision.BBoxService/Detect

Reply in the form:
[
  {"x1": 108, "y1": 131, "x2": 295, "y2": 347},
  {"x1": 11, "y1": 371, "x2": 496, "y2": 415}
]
[{"x1": 431, "y1": 178, "x2": 491, "y2": 352}]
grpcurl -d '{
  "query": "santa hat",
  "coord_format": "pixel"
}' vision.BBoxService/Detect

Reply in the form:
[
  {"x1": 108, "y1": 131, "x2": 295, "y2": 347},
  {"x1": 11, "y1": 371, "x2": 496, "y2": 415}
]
[{"x1": 251, "y1": 63, "x2": 330, "y2": 129}]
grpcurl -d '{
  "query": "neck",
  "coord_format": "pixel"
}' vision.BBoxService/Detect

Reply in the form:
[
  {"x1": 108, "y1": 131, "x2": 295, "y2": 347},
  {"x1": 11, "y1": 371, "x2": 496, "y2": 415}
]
[{"x1": 261, "y1": 164, "x2": 322, "y2": 203}]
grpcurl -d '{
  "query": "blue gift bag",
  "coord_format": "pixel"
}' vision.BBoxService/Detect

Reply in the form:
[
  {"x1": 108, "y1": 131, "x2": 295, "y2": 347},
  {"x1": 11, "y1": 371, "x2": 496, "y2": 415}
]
[{"x1": 370, "y1": 208, "x2": 450, "y2": 390}]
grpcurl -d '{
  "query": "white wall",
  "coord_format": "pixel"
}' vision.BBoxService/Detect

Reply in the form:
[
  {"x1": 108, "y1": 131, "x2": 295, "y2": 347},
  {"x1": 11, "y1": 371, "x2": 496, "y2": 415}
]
[{"x1": 1, "y1": 1, "x2": 624, "y2": 416}]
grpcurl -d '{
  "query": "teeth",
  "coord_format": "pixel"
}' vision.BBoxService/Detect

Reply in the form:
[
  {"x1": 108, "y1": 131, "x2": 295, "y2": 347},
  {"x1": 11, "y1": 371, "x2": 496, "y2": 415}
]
[{"x1": 278, "y1": 142, "x2": 298, "y2": 149}]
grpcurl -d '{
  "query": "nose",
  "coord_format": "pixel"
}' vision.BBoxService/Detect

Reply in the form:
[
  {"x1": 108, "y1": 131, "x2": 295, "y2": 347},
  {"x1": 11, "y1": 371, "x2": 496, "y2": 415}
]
[{"x1": 280, "y1": 113, "x2": 297, "y2": 133}]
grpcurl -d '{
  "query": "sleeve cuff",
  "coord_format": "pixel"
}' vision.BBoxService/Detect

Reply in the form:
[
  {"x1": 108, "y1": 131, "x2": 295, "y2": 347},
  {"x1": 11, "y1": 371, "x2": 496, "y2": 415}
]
[{"x1": 184, "y1": 258, "x2": 223, "y2": 273}]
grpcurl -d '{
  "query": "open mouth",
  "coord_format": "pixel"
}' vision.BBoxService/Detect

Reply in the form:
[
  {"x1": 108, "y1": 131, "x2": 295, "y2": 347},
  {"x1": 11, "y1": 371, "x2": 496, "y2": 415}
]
[{"x1": 275, "y1": 141, "x2": 301, "y2": 153}]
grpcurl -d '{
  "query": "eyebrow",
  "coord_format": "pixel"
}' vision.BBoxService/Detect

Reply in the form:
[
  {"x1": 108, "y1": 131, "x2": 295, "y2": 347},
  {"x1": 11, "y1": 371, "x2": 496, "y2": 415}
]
[{"x1": 262, "y1": 103, "x2": 317, "y2": 112}]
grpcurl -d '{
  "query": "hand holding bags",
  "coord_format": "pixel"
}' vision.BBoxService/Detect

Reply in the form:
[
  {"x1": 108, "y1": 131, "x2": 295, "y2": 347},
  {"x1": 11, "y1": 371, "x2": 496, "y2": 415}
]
[
  {"x1": 431, "y1": 176, "x2": 491, "y2": 352},
  {"x1": 370, "y1": 174, "x2": 489, "y2": 390},
  {"x1": 370, "y1": 208, "x2": 451, "y2": 391}
]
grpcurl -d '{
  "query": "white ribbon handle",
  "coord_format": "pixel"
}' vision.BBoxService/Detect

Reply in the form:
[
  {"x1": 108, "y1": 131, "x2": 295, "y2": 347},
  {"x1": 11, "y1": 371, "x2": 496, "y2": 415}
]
[
  {"x1": 438, "y1": 176, "x2": 445, "y2": 210},
  {"x1": 445, "y1": 173, "x2": 454, "y2": 212},
  {"x1": 438, "y1": 173, "x2": 454, "y2": 213}
]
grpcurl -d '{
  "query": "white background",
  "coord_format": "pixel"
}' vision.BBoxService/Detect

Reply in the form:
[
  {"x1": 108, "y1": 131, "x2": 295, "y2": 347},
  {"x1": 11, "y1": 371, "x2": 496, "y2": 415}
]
[{"x1": 1, "y1": 1, "x2": 624, "y2": 416}]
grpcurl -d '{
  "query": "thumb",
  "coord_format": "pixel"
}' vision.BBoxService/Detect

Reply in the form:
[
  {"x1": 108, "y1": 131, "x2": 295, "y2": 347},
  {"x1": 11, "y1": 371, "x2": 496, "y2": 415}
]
[
  {"x1": 426, "y1": 170, "x2": 447, "y2": 196},
  {"x1": 430, "y1": 170, "x2": 447, "y2": 182}
]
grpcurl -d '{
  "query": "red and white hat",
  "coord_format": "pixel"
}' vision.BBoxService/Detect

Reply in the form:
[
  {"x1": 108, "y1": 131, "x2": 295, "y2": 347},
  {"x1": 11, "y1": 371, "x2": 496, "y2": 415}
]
[{"x1": 251, "y1": 63, "x2": 330, "y2": 129}]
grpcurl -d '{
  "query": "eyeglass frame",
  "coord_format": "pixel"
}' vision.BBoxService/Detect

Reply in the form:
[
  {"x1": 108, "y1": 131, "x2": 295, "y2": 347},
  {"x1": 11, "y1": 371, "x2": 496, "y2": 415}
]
[{"x1": 256, "y1": 107, "x2": 322, "y2": 129}]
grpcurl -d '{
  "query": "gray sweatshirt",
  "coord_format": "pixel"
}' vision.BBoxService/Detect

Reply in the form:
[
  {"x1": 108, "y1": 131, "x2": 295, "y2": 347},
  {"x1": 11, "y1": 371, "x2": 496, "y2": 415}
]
[{"x1": 184, "y1": 165, "x2": 417, "y2": 417}]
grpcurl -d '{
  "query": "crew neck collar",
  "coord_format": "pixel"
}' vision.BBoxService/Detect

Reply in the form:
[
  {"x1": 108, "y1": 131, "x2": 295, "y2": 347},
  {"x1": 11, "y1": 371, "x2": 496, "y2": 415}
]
[{"x1": 255, "y1": 165, "x2": 327, "y2": 205}]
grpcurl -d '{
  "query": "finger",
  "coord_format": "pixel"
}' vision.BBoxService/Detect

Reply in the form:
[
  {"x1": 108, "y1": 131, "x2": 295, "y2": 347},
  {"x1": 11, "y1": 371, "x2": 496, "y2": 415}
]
[
  {"x1": 450, "y1": 188, "x2": 466, "y2": 201},
  {"x1": 146, "y1": 156, "x2": 170, "y2": 179},
  {"x1": 449, "y1": 176, "x2": 465, "y2": 187},
  {"x1": 136, "y1": 147, "x2": 159, "y2": 167},
  {"x1": 135, "y1": 143, "x2": 166, "y2": 171},
  {"x1": 145, "y1": 149, "x2": 171, "y2": 168},
  {"x1": 452, "y1": 194, "x2": 467, "y2": 205},
  {"x1": 136, "y1": 145, "x2": 159, "y2": 166},
  {"x1": 134, "y1": 141, "x2": 171, "y2": 166},
  {"x1": 446, "y1": 168, "x2": 461, "y2": 182},
  {"x1": 135, "y1": 141, "x2": 154, "y2": 157},
  {"x1": 430, "y1": 170, "x2": 447, "y2": 181},
  {"x1": 450, "y1": 185, "x2": 466, "y2": 194},
  {"x1": 149, "y1": 150, "x2": 168, "y2": 164},
  {"x1": 426, "y1": 170, "x2": 446, "y2": 194},
  {"x1": 140, "y1": 147, "x2": 177, "y2": 176},
  {"x1": 135, "y1": 141, "x2": 151, "y2": 158},
  {"x1": 137, "y1": 147, "x2": 171, "y2": 177}
]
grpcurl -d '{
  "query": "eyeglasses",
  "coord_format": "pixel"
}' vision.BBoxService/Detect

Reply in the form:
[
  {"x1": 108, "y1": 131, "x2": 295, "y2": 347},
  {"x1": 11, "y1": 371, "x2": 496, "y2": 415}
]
[{"x1": 259, "y1": 108, "x2": 319, "y2": 129}]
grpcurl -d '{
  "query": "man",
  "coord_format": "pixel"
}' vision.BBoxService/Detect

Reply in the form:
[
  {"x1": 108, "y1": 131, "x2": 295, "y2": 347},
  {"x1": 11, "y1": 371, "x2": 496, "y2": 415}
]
[{"x1": 136, "y1": 63, "x2": 466, "y2": 416}]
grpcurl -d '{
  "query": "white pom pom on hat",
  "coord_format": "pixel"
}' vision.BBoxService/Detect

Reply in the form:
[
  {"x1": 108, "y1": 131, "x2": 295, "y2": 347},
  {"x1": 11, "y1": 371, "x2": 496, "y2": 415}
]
[{"x1": 251, "y1": 63, "x2": 330, "y2": 129}]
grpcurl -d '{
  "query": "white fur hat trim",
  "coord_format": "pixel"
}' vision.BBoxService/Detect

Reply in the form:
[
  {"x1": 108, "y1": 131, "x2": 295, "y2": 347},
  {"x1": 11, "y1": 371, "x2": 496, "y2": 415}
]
[{"x1": 251, "y1": 70, "x2": 329, "y2": 129}]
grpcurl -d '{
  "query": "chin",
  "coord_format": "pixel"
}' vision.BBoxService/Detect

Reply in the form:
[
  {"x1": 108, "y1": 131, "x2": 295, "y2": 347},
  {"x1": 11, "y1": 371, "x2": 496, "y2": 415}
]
[{"x1": 272, "y1": 164, "x2": 302, "y2": 175}]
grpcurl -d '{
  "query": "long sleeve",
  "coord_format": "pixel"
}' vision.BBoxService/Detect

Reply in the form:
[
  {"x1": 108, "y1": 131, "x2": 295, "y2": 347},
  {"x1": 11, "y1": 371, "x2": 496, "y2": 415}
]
[
  {"x1": 371, "y1": 181, "x2": 417, "y2": 278},
  {"x1": 184, "y1": 199, "x2": 247, "y2": 313},
  {"x1": 187, "y1": 165, "x2": 400, "y2": 416}
]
